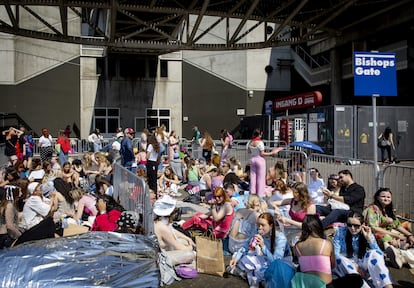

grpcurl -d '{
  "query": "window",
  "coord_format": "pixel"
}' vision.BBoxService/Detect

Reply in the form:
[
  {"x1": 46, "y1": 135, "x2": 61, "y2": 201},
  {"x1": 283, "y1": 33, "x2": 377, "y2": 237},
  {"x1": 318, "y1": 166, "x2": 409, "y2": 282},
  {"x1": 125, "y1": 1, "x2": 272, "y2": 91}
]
[
  {"x1": 145, "y1": 108, "x2": 171, "y2": 132},
  {"x1": 93, "y1": 107, "x2": 120, "y2": 136}
]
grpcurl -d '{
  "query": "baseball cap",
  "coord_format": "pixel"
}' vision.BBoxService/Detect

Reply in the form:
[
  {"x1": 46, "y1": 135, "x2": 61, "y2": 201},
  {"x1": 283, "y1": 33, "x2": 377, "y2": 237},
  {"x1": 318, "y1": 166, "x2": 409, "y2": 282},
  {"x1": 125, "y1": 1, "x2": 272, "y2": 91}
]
[{"x1": 124, "y1": 128, "x2": 135, "y2": 135}]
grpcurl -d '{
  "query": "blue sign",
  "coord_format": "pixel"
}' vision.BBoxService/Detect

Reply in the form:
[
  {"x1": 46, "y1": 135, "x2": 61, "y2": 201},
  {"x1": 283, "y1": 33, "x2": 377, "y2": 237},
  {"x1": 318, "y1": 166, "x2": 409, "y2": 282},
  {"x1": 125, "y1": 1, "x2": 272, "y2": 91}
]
[{"x1": 354, "y1": 51, "x2": 397, "y2": 96}]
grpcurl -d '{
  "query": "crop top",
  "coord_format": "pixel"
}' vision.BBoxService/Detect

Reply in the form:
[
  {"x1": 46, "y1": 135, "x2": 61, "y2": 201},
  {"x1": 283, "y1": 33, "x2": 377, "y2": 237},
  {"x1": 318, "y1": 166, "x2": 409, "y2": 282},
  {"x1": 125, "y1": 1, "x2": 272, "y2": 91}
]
[
  {"x1": 289, "y1": 199, "x2": 313, "y2": 222},
  {"x1": 296, "y1": 239, "x2": 331, "y2": 274}
]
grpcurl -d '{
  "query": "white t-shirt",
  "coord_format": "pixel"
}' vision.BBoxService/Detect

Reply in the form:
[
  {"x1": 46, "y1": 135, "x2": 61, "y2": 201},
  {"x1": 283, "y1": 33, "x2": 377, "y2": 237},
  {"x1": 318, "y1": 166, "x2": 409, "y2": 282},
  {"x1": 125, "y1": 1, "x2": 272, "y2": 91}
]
[
  {"x1": 308, "y1": 178, "x2": 326, "y2": 205},
  {"x1": 268, "y1": 190, "x2": 293, "y2": 218},
  {"x1": 38, "y1": 135, "x2": 53, "y2": 147},
  {"x1": 147, "y1": 144, "x2": 159, "y2": 162},
  {"x1": 248, "y1": 140, "x2": 264, "y2": 157},
  {"x1": 22, "y1": 196, "x2": 51, "y2": 230}
]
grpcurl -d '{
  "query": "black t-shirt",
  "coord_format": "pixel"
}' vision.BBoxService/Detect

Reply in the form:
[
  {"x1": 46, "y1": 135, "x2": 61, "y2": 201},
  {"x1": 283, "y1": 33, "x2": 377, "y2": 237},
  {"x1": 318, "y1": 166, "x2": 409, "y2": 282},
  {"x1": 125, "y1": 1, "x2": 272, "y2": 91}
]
[
  {"x1": 340, "y1": 182, "x2": 366, "y2": 214},
  {"x1": 5, "y1": 135, "x2": 17, "y2": 156}
]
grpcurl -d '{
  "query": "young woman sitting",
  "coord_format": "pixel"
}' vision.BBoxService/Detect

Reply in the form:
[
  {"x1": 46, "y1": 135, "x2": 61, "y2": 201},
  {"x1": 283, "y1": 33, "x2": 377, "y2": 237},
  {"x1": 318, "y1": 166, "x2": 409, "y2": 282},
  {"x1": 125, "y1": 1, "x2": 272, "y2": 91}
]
[
  {"x1": 228, "y1": 212, "x2": 291, "y2": 288},
  {"x1": 333, "y1": 212, "x2": 393, "y2": 288},
  {"x1": 181, "y1": 187, "x2": 234, "y2": 239}
]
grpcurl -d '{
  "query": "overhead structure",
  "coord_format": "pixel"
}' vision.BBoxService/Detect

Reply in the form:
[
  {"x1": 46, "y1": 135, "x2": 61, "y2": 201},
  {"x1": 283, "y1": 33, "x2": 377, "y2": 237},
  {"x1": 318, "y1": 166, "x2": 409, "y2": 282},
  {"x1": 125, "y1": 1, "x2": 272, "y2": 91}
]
[{"x1": 0, "y1": 0, "x2": 412, "y2": 54}]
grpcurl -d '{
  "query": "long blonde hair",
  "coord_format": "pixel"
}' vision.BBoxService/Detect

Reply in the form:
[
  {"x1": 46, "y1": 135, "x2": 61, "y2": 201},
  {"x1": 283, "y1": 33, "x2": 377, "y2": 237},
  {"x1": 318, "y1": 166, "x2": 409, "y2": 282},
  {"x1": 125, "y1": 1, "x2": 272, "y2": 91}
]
[
  {"x1": 83, "y1": 152, "x2": 93, "y2": 169},
  {"x1": 69, "y1": 187, "x2": 85, "y2": 201}
]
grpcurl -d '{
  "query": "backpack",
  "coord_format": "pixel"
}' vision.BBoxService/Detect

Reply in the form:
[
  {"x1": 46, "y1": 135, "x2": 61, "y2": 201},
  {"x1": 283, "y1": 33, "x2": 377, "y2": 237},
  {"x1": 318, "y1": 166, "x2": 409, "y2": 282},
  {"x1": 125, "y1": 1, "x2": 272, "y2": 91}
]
[
  {"x1": 264, "y1": 259, "x2": 296, "y2": 288},
  {"x1": 183, "y1": 194, "x2": 201, "y2": 204}
]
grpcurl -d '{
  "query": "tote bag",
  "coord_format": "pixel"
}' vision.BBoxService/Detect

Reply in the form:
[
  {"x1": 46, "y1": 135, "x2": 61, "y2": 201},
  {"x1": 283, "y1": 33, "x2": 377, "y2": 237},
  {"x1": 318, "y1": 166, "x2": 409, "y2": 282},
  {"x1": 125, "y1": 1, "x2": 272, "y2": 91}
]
[{"x1": 195, "y1": 235, "x2": 225, "y2": 277}]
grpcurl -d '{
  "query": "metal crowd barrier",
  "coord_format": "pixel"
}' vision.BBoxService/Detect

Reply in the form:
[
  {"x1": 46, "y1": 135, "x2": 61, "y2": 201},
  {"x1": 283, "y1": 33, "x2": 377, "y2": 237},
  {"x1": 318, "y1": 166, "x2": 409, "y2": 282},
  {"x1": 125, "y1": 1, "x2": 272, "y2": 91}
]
[
  {"x1": 25, "y1": 137, "x2": 414, "y2": 221},
  {"x1": 307, "y1": 154, "x2": 378, "y2": 206},
  {"x1": 32, "y1": 138, "x2": 93, "y2": 157},
  {"x1": 112, "y1": 162, "x2": 154, "y2": 236},
  {"x1": 381, "y1": 164, "x2": 414, "y2": 220}
]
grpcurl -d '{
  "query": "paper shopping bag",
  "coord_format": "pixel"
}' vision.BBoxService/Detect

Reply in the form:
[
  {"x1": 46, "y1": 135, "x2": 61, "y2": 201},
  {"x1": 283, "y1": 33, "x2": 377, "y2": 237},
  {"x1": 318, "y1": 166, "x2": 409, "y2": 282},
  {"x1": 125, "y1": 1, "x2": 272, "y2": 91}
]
[{"x1": 195, "y1": 235, "x2": 225, "y2": 277}]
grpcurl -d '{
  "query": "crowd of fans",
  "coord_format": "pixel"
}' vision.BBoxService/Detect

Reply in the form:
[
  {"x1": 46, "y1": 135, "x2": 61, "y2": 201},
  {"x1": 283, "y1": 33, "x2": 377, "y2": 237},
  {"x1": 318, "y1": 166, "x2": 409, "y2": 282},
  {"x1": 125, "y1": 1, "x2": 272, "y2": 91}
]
[{"x1": 1, "y1": 125, "x2": 413, "y2": 288}]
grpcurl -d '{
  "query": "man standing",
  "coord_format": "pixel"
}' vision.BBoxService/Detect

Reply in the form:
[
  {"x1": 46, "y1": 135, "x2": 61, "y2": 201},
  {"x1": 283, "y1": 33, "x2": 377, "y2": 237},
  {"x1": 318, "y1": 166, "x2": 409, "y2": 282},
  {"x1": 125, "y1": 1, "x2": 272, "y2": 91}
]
[
  {"x1": 120, "y1": 128, "x2": 136, "y2": 173},
  {"x1": 317, "y1": 169, "x2": 365, "y2": 228},
  {"x1": 191, "y1": 125, "x2": 201, "y2": 159}
]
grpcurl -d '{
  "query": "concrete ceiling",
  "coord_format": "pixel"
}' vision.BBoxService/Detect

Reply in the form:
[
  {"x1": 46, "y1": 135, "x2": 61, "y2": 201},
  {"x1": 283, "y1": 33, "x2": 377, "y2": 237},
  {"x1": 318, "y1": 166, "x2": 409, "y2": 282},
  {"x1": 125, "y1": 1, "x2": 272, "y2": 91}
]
[{"x1": 0, "y1": 0, "x2": 413, "y2": 54}]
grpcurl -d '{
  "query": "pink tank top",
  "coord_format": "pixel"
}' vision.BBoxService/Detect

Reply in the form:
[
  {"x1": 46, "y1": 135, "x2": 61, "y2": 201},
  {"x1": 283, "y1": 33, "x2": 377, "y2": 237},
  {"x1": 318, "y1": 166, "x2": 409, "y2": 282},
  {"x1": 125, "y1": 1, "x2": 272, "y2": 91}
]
[
  {"x1": 296, "y1": 240, "x2": 331, "y2": 274},
  {"x1": 214, "y1": 204, "x2": 234, "y2": 238},
  {"x1": 289, "y1": 199, "x2": 312, "y2": 222}
]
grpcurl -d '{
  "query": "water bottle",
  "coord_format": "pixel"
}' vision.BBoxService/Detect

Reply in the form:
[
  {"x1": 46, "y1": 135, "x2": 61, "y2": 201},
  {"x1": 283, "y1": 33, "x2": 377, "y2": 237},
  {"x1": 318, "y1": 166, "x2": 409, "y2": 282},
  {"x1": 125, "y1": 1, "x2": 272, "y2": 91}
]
[
  {"x1": 249, "y1": 237, "x2": 258, "y2": 251},
  {"x1": 61, "y1": 215, "x2": 69, "y2": 229}
]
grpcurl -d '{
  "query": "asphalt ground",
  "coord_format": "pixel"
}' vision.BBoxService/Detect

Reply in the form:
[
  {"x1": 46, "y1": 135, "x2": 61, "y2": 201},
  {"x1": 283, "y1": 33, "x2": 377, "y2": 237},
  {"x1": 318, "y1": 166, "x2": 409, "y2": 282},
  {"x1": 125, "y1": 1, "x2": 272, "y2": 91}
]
[{"x1": 169, "y1": 190, "x2": 414, "y2": 288}]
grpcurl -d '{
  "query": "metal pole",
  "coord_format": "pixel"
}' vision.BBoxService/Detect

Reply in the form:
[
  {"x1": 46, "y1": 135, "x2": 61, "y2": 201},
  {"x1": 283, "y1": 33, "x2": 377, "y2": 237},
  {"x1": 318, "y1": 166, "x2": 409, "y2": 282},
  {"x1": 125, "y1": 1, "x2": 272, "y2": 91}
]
[{"x1": 372, "y1": 95, "x2": 380, "y2": 191}]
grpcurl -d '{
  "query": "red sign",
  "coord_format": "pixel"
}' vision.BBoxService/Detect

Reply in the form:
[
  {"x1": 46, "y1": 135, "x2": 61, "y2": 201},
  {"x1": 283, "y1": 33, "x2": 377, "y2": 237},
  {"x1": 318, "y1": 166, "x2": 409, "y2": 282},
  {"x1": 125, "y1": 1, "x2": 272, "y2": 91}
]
[
  {"x1": 279, "y1": 119, "x2": 290, "y2": 144},
  {"x1": 273, "y1": 91, "x2": 322, "y2": 111}
]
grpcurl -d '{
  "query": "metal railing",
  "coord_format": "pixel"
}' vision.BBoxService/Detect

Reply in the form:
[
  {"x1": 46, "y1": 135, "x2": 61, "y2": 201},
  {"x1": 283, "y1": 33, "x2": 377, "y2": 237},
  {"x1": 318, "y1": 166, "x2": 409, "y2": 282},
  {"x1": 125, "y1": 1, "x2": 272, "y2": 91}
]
[
  {"x1": 112, "y1": 162, "x2": 154, "y2": 236},
  {"x1": 307, "y1": 153, "x2": 378, "y2": 206},
  {"x1": 18, "y1": 137, "x2": 414, "y2": 221},
  {"x1": 30, "y1": 138, "x2": 116, "y2": 158},
  {"x1": 381, "y1": 164, "x2": 414, "y2": 220},
  {"x1": 180, "y1": 139, "x2": 414, "y2": 219},
  {"x1": 293, "y1": 45, "x2": 330, "y2": 69}
]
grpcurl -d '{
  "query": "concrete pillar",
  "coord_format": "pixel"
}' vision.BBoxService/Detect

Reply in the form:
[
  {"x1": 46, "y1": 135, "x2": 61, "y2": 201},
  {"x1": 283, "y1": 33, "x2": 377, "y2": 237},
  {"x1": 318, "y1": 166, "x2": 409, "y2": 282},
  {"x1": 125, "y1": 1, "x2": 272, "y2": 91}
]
[{"x1": 80, "y1": 57, "x2": 99, "y2": 139}]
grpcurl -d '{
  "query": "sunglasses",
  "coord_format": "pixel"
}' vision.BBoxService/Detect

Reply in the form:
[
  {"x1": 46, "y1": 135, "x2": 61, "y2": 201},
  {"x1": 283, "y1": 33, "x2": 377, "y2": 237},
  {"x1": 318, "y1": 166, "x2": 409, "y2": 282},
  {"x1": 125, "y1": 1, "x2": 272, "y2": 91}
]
[
  {"x1": 347, "y1": 223, "x2": 361, "y2": 229},
  {"x1": 214, "y1": 195, "x2": 223, "y2": 199}
]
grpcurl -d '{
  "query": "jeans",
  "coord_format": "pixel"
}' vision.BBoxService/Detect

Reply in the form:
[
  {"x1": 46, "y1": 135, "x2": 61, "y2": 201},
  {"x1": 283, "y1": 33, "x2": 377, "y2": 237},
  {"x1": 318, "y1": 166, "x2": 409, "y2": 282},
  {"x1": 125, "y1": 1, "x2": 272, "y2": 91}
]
[
  {"x1": 59, "y1": 151, "x2": 68, "y2": 166},
  {"x1": 316, "y1": 205, "x2": 350, "y2": 228},
  {"x1": 379, "y1": 145, "x2": 392, "y2": 162},
  {"x1": 93, "y1": 141, "x2": 102, "y2": 152},
  {"x1": 192, "y1": 143, "x2": 200, "y2": 159}
]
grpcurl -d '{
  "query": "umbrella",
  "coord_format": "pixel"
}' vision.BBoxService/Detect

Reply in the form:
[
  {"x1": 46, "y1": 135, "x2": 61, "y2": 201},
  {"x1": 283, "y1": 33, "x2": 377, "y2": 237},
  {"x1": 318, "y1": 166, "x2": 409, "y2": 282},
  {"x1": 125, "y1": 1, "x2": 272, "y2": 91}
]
[{"x1": 289, "y1": 141, "x2": 324, "y2": 153}]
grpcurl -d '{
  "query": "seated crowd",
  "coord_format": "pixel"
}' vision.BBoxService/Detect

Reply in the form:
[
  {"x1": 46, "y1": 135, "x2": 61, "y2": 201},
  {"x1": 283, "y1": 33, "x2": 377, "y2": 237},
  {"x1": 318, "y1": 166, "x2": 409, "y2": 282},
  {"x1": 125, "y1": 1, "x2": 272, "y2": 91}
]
[
  {"x1": 149, "y1": 141, "x2": 413, "y2": 287},
  {"x1": 1, "y1": 125, "x2": 413, "y2": 288},
  {"x1": 0, "y1": 130, "x2": 145, "y2": 249}
]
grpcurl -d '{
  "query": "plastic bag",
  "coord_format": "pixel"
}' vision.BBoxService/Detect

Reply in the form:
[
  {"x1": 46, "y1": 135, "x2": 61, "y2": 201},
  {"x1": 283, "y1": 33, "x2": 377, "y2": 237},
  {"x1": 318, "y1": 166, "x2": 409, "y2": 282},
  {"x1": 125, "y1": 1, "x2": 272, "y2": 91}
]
[{"x1": 327, "y1": 199, "x2": 350, "y2": 210}]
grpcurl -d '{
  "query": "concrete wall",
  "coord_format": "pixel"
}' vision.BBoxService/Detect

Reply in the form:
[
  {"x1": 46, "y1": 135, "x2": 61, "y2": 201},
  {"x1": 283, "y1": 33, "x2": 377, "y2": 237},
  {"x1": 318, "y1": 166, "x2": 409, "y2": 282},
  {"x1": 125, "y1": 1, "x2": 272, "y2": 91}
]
[
  {"x1": 0, "y1": 59, "x2": 81, "y2": 136},
  {"x1": 182, "y1": 47, "x2": 291, "y2": 92},
  {"x1": 182, "y1": 61, "x2": 247, "y2": 139},
  {"x1": 154, "y1": 53, "x2": 183, "y2": 136},
  {"x1": 80, "y1": 57, "x2": 99, "y2": 139},
  {"x1": 0, "y1": 6, "x2": 80, "y2": 84},
  {"x1": 0, "y1": 6, "x2": 81, "y2": 136}
]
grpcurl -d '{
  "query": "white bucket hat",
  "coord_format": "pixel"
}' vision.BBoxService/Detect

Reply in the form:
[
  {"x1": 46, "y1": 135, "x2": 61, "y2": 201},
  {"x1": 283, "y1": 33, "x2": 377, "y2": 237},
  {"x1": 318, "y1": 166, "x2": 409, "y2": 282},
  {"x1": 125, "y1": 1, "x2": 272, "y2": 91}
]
[{"x1": 153, "y1": 195, "x2": 177, "y2": 216}]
